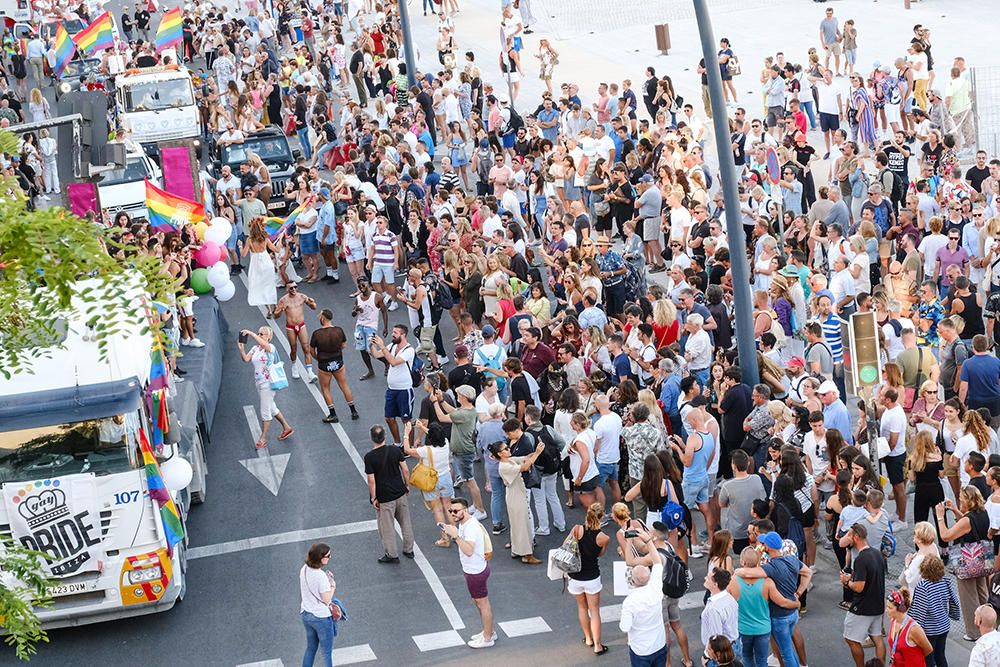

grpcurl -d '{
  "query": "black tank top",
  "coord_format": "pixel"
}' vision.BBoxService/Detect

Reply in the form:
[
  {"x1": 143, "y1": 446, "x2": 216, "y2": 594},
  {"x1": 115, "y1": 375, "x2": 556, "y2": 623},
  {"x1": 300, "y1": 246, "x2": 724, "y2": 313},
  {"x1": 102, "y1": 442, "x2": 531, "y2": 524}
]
[
  {"x1": 959, "y1": 293, "x2": 984, "y2": 338},
  {"x1": 569, "y1": 528, "x2": 603, "y2": 581}
]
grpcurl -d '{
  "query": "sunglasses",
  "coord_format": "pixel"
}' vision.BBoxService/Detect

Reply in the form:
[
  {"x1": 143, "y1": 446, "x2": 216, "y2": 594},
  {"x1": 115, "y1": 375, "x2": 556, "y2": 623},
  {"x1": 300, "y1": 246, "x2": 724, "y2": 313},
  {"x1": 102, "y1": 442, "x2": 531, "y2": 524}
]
[{"x1": 447, "y1": 508, "x2": 463, "y2": 514}]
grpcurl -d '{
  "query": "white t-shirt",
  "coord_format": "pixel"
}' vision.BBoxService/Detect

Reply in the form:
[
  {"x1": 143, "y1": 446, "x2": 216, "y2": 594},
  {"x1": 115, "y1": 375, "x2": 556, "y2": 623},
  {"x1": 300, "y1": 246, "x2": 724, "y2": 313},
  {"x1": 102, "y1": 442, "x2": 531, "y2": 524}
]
[
  {"x1": 475, "y1": 393, "x2": 503, "y2": 421},
  {"x1": 299, "y1": 565, "x2": 332, "y2": 617},
  {"x1": 952, "y1": 434, "x2": 984, "y2": 486},
  {"x1": 593, "y1": 412, "x2": 623, "y2": 465},
  {"x1": 415, "y1": 444, "x2": 451, "y2": 477},
  {"x1": 457, "y1": 517, "x2": 487, "y2": 574},
  {"x1": 571, "y1": 429, "x2": 600, "y2": 482},
  {"x1": 668, "y1": 206, "x2": 691, "y2": 242},
  {"x1": 802, "y1": 431, "x2": 834, "y2": 492},
  {"x1": 816, "y1": 80, "x2": 842, "y2": 115},
  {"x1": 987, "y1": 495, "x2": 1000, "y2": 532},
  {"x1": 850, "y1": 252, "x2": 871, "y2": 295},
  {"x1": 879, "y1": 404, "x2": 907, "y2": 457},
  {"x1": 387, "y1": 343, "x2": 415, "y2": 390},
  {"x1": 918, "y1": 233, "x2": 948, "y2": 280}
]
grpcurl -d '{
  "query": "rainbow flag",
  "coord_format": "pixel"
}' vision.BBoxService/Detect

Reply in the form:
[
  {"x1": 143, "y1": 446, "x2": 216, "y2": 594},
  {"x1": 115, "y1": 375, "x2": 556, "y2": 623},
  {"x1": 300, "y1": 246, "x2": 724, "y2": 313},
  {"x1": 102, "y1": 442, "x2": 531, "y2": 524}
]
[
  {"x1": 154, "y1": 7, "x2": 182, "y2": 53},
  {"x1": 264, "y1": 195, "x2": 315, "y2": 240},
  {"x1": 53, "y1": 24, "x2": 76, "y2": 79},
  {"x1": 149, "y1": 336, "x2": 169, "y2": 392},
  {"x1": 145, "y1": 179, "x2": 205, "y2": 233},
  {"x1": 71, "y1": 11, "x2": 115, "y2": 56},
  {"x1": 139, "y1": 427, "x2": 185, "y2": 554}
]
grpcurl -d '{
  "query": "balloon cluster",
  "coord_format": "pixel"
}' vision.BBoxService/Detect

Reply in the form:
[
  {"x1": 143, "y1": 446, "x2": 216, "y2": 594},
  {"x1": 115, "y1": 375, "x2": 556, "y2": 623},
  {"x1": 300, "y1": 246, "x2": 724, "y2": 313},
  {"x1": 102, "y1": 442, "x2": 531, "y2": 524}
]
[{"x1": 190, "y1": 217, "x2": 237, "y2": 302}]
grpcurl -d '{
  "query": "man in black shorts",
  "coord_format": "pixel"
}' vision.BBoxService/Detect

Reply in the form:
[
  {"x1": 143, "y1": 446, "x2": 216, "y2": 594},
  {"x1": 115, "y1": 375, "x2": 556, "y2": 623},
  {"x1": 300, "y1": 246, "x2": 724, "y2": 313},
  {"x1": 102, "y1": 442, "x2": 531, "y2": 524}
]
[{"x1": 310, "y1": 308, "x2": 359, "y2": 423}]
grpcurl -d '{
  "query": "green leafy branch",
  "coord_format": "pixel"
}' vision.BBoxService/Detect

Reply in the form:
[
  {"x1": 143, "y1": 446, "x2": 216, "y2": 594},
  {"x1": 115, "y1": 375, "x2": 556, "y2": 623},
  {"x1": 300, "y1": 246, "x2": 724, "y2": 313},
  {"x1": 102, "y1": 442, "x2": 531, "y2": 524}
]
[{"x1": 0, "y1": 537, "x2": 55, "y2": 660}]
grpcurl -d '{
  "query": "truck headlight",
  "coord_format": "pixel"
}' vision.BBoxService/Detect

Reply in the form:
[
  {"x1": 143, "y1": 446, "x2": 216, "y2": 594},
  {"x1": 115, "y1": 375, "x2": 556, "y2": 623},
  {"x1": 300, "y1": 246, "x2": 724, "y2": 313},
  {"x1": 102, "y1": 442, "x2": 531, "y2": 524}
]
[
  {"x1": 127, "y1": 566, "x2": 163, "y2": 584},
  {"x1": 58, "y1": 82, "x2": 71, "y2": 95}
]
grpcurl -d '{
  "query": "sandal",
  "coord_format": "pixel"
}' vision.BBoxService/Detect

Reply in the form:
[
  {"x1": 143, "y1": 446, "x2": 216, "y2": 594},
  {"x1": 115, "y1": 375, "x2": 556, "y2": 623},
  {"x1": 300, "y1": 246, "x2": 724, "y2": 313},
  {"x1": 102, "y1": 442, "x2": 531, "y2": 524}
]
[
  {"x1": 255, "y1": 439, "x2": 267, "y2": 449},
  {"x1": 359, "y1": 371, "x2": 375, "y2": 381},
  {"x1": 594, "y1": 644, "x2": 609, "y2": 656},
  {"x1": 278, "y1": 428, "x2": 295, "y2": 441}
]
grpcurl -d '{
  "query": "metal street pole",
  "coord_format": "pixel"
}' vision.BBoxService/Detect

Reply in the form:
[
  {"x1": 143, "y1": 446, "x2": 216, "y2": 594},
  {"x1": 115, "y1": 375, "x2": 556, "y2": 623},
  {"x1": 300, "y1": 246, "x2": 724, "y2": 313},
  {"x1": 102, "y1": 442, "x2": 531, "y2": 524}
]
[
  {"x1": 397, "y1": 0, "x2": 418, "y2": 89},
  {"x1": 691, "y1": 0, "x2": 759, "y2": 386}
]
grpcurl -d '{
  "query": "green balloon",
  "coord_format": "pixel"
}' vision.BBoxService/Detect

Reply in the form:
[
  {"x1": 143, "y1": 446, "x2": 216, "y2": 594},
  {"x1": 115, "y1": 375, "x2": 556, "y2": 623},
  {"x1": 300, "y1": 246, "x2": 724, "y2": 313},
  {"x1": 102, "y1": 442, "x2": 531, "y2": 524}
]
[{"x1": 191, "y1": 268, "x2": 212, "y2": 294}]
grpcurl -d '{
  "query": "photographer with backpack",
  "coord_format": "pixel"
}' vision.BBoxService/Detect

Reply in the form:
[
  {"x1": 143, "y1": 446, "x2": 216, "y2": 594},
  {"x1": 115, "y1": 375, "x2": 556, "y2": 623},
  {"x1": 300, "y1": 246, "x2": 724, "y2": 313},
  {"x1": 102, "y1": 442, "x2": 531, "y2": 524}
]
[{"x1": 524, "y1": 405, "x2": 567, "y2": 535}]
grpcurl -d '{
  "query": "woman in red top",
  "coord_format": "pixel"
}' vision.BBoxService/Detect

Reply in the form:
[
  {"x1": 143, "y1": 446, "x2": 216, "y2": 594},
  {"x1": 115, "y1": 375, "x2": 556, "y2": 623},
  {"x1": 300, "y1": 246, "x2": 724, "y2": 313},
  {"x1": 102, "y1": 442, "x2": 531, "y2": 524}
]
[
  {"x1": 886, "y1": 589, "x2": 934, "y2": 667},
  {"x1": 651, "y1": 298, "x2": 679, "y2": 348}
]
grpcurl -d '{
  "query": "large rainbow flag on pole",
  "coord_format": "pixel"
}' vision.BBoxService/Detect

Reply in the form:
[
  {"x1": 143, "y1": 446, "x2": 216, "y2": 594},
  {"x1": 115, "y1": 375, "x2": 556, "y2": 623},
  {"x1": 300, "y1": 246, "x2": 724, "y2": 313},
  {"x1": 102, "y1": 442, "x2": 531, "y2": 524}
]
[
  {"x1": 71, "y1": 11, "x2": 115, "y2": 55},
  {"x1": 145, "y1": 179, "x2": 206, "y2": 233},
  {"x1": 154, "y1": 7, "x2": 183, "y2": 53},
  {"x1": 139, "y1": 427, "x2": 185, "y2": 554},
  {"x1": 53, "y1": 24, "x2": 76, "y2": 79},
  {"x1": 264, "y1": 195, "x2": 315, "y2": 240}
]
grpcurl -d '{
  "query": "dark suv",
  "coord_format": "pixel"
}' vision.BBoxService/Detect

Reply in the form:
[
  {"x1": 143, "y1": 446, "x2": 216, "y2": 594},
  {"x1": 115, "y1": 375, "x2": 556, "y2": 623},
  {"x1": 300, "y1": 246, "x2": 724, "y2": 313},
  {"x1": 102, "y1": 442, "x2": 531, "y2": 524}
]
[{"x1": 211, "y1": 125, "x2": 300, "y2": 216}]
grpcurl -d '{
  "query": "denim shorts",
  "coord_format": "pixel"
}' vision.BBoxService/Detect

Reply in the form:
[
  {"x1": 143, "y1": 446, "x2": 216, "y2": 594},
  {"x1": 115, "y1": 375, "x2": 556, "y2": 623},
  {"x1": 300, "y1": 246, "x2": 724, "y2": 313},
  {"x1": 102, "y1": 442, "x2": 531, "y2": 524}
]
[
  {"x1": 453, "y1": 453, "x2": 476, "y2": 485},
  {"x1": 423, "y1": 469, "x2": 455, "y2": 502},
  {"x1": 595, "y1": 462, "x2": 619, "y2": 486},
  {"x1": 354, "y1": 325, "x2": 376, "y2": 351},
  {"x1": 681, "y1": 476, "x2": 710, "y2": 507},
  {"x1": 299, "y1": 231, "x2": 319, "y2": 255},
  {"x1": 371, "y1": 263, "x2": 395, "y2": 284}
]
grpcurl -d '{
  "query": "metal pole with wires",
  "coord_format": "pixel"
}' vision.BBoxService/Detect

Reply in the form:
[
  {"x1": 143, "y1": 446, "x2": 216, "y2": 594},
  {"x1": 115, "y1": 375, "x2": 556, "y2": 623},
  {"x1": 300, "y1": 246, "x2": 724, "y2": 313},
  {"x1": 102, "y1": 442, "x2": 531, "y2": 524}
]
[
  {"x1": 692, "y1": 0, "x2": 758, "y2": 385},
  {"x1": 397, "y1": 0, "x2": 418, "y2": 89}
]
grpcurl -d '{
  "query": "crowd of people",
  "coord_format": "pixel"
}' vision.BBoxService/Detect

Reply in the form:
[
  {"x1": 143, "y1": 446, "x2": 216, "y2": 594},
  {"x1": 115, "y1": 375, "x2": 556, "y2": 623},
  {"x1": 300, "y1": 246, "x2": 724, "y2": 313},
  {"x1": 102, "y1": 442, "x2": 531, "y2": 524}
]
[{"x1": 15, "y1": 0, "x2": 1000, "y2": 666}]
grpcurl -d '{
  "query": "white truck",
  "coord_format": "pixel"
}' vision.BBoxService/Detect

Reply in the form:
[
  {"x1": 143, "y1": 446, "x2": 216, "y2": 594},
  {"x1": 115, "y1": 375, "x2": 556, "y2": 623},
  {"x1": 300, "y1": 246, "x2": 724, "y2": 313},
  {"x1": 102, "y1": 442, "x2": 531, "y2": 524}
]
[
  {"x1": 98, "y1": 149, "x2": 162, "y2": 222},
  {"x1": 0, "y1": 279, "x2": 211, "y2": 628},
  {"x1": 115, "y1": 65, "x2": 201, "y2": 159}
]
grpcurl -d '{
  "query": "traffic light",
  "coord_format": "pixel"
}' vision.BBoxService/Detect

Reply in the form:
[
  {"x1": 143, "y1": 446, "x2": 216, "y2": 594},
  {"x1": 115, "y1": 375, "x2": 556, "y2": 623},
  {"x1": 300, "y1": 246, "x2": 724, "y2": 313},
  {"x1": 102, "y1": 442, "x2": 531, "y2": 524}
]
[{"x1": 849, "y1": 312, "x2": 882, "y2": 390}]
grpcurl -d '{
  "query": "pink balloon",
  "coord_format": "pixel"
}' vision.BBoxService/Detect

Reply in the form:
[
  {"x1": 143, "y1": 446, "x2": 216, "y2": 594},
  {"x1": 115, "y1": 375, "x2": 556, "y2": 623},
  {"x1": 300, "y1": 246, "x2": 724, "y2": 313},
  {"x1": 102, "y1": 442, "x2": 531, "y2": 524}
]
[{"x1": 195, "y1": 241, "x2": 223, "y2": 267}]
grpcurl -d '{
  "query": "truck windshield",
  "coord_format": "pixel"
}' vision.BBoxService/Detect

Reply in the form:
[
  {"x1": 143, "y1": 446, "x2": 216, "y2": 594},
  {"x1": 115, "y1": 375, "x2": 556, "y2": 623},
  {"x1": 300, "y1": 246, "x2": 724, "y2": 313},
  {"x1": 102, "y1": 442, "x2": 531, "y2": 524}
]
[
  {"x1": 100, "y1": 158, "x2": 151, "y2": 187},
  {"x1": 222, "y1": 136, "x2": 292, "y2": 166},
  {"x1": 0, "y1": 413, "x2": 141, "y2": 483},
  {"x1": 123, "y1": 78, "x2": 194, "y2": 112}
]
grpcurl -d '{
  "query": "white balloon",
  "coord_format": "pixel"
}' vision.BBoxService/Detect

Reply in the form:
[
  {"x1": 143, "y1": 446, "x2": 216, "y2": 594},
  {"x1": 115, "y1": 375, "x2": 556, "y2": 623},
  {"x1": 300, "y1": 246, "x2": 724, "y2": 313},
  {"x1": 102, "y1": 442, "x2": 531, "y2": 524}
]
[
  {"x1": 204, "y1": 218, "x2": 232, "y2": 245},
  {"x1": 207, "y1": 261, "x2": 230, "y2": 288},
  {"x1": 161, "y1": 455, "x2": 194, "y2": 492},
  {"x1": 214, "y1": 280, "x2": 236, "y2": 302}
]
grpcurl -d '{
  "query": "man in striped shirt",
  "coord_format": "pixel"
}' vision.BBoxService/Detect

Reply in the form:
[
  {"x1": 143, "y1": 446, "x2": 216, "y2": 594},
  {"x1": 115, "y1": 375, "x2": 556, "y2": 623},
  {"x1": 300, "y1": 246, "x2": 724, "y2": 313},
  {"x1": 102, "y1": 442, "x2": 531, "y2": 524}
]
[{"x1": 368, "y1": 215, "x2": 400, "y2": 311}]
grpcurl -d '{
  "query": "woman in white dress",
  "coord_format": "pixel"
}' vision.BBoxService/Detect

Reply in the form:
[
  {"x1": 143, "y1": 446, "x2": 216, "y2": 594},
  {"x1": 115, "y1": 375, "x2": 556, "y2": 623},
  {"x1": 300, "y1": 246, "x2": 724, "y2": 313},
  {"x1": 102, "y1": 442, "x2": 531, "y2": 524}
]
[{"x1": 241, "y1": 217, "x2": 280, "y2": 317}]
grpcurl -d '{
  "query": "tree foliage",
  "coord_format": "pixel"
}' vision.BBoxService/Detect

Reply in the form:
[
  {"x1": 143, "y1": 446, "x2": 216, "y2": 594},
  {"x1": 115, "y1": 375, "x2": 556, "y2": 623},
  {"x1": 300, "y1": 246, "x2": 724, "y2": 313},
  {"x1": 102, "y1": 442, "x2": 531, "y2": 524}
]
[
  {"x1": 0, "y1": 539, "x2": 55, "y2": 660},
  {"x1": 0, "y1": 129, "x2": 177, "y2": 378}
]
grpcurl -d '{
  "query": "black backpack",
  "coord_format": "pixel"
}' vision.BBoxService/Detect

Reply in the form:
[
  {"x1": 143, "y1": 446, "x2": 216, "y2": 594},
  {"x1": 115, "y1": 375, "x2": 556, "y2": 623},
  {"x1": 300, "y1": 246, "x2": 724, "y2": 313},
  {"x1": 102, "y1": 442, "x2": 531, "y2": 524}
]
[
  {"x1": 426, "y1": 273, "x2": 454, "y2": 313},
  {"x1": 503, "y1": 107, "x2": 524, "y2": 135},
  {"x1": 657, "y1": 544, "x2": 690, "y2": 599},
  {"x1": 532, "y1": 425, "x2": 564, "y2": 475}
]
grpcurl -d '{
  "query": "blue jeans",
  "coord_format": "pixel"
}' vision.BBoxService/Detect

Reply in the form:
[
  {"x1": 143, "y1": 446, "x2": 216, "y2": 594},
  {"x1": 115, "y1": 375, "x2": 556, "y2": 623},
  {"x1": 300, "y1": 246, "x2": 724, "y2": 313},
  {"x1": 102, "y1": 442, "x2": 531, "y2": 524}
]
[
  {"x1": 741, "y1": 632, "x2": 771, "y2": 667},
  {"x1": 800, "y1": 99, "x2": 817, "y2": 130},
  {"x1": 770, "y1": 612, "x2": 800, "y2": 667},
  {"x1": 301, "y1": 611, "x2": 335, "y2": 667},
  {"x1": 629, "y1": 644, "x2": 667, "y2": 667},
  {"x1": 488, "y1": 469, "x2": 507, "y2": 526},
  {"x1": 313, "y1": 141, "x2": 336, "y2": 167},
  {"x1": 297, "y1": 127, "x2": 313, "y2": 160}
]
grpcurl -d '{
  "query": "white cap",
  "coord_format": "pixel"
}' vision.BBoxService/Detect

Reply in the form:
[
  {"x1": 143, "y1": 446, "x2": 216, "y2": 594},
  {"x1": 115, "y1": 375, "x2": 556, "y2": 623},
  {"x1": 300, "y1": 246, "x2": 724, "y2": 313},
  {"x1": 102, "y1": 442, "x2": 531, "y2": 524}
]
[
  {"x1": 496, "y1": 93, "x2": 510, "y2": 104},
  {"x1": 817, "y1": 380, "x2": 839, "y2": 395}
]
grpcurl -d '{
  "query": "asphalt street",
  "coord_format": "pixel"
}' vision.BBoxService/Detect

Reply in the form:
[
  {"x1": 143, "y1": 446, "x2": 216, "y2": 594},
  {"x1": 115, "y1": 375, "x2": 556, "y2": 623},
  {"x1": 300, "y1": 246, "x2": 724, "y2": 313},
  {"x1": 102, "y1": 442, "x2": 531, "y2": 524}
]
[{"x1": 20, "y1": 1, "x2": 979, "y2": 666}]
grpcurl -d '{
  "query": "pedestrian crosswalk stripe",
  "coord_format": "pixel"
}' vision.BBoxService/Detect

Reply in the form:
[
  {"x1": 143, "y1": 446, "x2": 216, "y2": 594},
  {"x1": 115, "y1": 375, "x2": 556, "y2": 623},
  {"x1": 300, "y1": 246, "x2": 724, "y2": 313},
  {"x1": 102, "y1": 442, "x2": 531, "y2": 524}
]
[
  {"x1": 498, "y1": 616, "x2": 552, "y2": 638},
  {"x1": 332, "y1": 644, "x2": 377, "y2": 665},
  {"x1": 412, "y1": 629, "x2": 466, "y2": 651}
]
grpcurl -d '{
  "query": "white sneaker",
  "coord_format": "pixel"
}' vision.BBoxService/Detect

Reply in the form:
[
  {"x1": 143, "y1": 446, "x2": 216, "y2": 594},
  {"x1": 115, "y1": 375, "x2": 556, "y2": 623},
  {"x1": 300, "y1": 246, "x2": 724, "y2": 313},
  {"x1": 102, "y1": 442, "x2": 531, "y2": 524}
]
[
  {"x1": 292, "y1": 366, "x2": 301, "y2": 379},
  {"x1": 437, "y1": 354, "x2": 450, "y2": 366},
  {"x1": 767, "y1": 655, "x2": 780, "y2": 667},
  {"x1": 689, "y1": 545, "x2": 705, "y2": 558},
  {"x1": 188, "y1": 338, "x2": 205, "y2": 348},
  {"x1": 534, "y1": 528, "x2": 550, "y2": 536},
  {"x1": 40, "y1": 194, "x2": 50, "y2": 200},
  {"x1": 180, "y1": 337, "x2": 191, "y2": 346},
  {"x1": 307, "y1": 369, "x2": 317, "y2": 383},
  {"x1": 472, "y1": 508, "x2": 488, "y2": 521},
  {"x1": 387, "y1": 299, "x2": 399, "y2": 311},
  {"x1": 893, "y1": 520, "x2": 909, "y2": 531},
  {"x1": 467, "y1": 634, "x2": 495, "y2": 649}
]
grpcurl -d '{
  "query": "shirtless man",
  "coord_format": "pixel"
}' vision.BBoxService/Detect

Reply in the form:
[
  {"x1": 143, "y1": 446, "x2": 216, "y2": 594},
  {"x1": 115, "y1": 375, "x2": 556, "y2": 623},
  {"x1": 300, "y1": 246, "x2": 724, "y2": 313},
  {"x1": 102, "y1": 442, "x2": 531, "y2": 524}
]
[
  {"x1": 274, "y1": 282, "x2": 318, "y2": 381},
  {"x1": 311, "y1": 308, "x2": 359, "y2": 423},
  {"x1": 353, "y1": 275, "x2": 389, "y2": 380}
]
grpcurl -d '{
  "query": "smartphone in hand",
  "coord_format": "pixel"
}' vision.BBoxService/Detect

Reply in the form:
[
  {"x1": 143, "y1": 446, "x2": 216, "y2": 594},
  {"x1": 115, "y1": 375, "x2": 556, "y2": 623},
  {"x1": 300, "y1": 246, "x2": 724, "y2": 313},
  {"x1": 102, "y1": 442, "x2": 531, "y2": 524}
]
[{"x1": 239, "y1": 331, "x2": 249, "y2": 344}]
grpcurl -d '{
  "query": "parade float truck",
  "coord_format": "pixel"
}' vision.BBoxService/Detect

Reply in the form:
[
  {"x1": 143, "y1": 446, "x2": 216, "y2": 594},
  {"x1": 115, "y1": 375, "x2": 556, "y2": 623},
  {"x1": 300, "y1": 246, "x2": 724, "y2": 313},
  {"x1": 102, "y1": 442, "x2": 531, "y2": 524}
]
[
  {"x1": 0, "y1": 279, "x2": 214, "y2": 628},
  {"x1": 115, "y1": 64, "x2": 201, "y2": 160}
]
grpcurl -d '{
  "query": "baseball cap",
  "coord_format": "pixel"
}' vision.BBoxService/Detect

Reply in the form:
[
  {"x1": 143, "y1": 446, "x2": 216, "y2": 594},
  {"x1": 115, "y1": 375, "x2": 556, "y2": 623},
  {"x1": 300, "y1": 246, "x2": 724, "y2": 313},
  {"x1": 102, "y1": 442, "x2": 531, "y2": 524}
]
[
  {"x1": 760, "y1": 532, "x2": 784, "y2": 550},
  {"x1": 400, "y1": 173, "x2": 412, "y2": 182},
  {"x1": 639, "y1": 173, "x2": 654, "y2": 184},
  {"x1": 817, "y1": 380, "x2": 839, "y2": 395},
  {"x1": 319, "y1": 187, "x2": 331, "y2": 198},
  {"x1": 481, "y1": 324, "x2": 496, "y2": 338},
  {"x1": 454, "y1": 344, "x2": 470, "y2": 358},
  {"x1": 787, "y1": 356, "x2": 805, "y2": 368},
  {"x1": 455, "y1": 385, "x2": 476, "y2": 400}
]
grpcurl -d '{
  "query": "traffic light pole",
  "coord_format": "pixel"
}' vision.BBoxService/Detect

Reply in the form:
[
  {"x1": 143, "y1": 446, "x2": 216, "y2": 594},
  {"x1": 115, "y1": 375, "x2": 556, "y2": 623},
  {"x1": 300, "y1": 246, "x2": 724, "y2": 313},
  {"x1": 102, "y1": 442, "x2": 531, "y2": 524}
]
[
  {"x1": 692, "y1": 0, "x2": 758, "y2": 385},
  {"x1": 397, "y1": 0, "x2": 418, "y2": 90}
]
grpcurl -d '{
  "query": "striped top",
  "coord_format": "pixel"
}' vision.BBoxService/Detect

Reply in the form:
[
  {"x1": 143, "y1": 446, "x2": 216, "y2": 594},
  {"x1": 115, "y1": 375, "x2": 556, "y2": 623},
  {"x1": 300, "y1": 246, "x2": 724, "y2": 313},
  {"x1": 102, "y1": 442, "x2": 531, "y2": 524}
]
[
  {"x1": 821, "y1": 313, "x2": 844, "y2": 363},
  {"x1": 371, "y1": 231, "x2": 397, "y2": 267},
  {"x1": 909, "y1": 577, "x2": 960, "y2": 636}
]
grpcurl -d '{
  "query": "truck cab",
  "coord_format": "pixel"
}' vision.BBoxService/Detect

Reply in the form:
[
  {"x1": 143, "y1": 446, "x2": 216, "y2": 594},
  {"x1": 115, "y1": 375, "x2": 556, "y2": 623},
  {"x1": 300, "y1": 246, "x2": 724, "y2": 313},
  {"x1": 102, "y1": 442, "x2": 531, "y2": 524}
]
[
  {"x1": 115, "y1": 66, "x2": 201, "y2": 159},
  {"x1": 98, "y1": 150, "x2": 162, "y2": 222},
  {"x1": 212, "y1": 125, "x2": 300, "y2": 216}
]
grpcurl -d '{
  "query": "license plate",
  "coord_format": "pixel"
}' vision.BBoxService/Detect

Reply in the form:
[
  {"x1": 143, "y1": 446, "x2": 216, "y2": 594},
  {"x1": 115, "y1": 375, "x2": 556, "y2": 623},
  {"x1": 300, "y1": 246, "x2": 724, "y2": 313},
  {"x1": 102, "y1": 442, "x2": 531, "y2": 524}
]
[
  {"x1": 50, "y1": 582, "x2": 91, "y2": 596},
  {"x1": 267, "y1": 201, "x2": 285, "y2": 210}
]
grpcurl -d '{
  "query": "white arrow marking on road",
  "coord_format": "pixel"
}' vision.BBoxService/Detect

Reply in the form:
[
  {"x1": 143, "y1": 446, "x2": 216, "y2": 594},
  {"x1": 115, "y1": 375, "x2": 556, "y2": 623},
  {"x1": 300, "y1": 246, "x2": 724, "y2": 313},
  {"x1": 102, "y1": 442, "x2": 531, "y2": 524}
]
[{"x1": 241, "y1": 405, "x2": 291, "y2": 496}]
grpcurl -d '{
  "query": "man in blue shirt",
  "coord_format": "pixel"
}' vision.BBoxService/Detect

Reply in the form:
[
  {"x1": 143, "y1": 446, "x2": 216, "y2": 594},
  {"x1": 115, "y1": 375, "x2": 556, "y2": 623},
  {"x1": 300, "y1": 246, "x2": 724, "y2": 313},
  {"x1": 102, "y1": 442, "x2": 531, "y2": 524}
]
[
  {"x1": 536, "y1": 98, "x2": 561, "y2": 142},
  {"x1": 818, "y1": 380, "x2": 854, "y2": 445},
  {"x1": 316, "y1": 188, "x2": 339, "y2": 283},
  {"x1": 959, "y1": 334, "x2": 1000, "y2": 416},
  {"x1": 595, "y1": 235, "x2": 628, "y2": 317}
]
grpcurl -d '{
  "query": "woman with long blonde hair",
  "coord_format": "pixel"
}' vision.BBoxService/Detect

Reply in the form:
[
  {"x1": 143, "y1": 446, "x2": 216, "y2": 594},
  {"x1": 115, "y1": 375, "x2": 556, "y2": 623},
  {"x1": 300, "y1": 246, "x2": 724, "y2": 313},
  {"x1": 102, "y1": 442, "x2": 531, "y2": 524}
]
[
  {"x1": 909, "y1": 430, "x2": 945, "y2": 532},
  {"x1": 441, "y1": 248, "x2": 464, "y2": 331},
  {"x1": 651, "y1": 298, "x2": 679, "y2": 348},
  {"x1": 637, "y1": 388, "x2": 668, "y2": 439},
  {"x1": 241, "y1": 217, "x2": 280, "y2": 317},
  {"x1": 951, "y1": 410, "x2": 993, "y2": 487}
]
